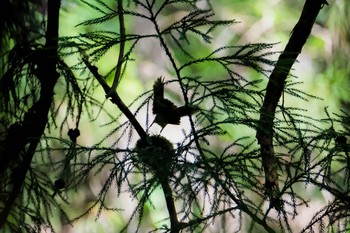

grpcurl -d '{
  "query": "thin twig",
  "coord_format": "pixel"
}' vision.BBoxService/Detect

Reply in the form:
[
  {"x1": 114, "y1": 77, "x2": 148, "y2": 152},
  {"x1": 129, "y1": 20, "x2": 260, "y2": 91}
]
[{"x1": 107, "y1": 0, "x2": 126, "y2": 96}]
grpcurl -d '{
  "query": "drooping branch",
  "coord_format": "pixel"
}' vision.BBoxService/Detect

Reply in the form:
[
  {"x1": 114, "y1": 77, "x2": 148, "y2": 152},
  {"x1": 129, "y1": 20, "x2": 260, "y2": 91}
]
[
  {"x1": 107, "y1": 0, "x2": 126, "y2": 96},
  {"x1": 256, "y1": 0, "x2": 329, "y2": 210}
]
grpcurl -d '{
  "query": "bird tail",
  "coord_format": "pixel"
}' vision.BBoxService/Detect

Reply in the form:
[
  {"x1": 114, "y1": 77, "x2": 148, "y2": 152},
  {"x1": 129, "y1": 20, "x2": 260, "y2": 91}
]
[
  {"x1": 177, "y1": 104, "x2": 199, "y2": 117},
  {"x1": 153, "y1": 77, "x2": 164, "y2": 100}
]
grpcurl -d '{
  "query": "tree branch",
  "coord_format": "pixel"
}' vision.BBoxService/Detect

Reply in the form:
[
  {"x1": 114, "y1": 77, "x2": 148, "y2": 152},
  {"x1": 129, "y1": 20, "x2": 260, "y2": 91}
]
[
  {"x1": 158, "y1": 178, "x2": 181, "y2": 233},
  {"x1": 80, "y1": 52, "x2": 147, "y2": 141},
  {"x1": 107, "y1": 0, "x2": 126, "y2": 96},
  {"x1": 256, "y1": 0, "x2": 328, "y2": 210},
  {"x1": 0, "y1": 0, "x2": 61, "y2": 228}
]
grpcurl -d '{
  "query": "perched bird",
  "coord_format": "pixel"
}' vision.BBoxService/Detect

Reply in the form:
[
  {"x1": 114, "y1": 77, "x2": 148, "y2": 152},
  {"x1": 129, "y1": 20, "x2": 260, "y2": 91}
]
[{"x1": 152, "y1": 77, "x2": 197, "y2": 130}]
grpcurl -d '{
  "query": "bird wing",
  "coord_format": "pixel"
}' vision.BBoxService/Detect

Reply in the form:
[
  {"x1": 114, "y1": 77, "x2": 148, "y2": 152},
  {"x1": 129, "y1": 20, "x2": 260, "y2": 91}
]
[{"x1": 153, "y1": 98, "x2": 177, "y2": 115}]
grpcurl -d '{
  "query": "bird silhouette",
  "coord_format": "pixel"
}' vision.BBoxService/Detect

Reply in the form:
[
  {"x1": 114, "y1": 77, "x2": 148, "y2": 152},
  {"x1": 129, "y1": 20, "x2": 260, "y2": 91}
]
[{"x1": 151, "y1": 77, "x2": 197, "y2": 131}]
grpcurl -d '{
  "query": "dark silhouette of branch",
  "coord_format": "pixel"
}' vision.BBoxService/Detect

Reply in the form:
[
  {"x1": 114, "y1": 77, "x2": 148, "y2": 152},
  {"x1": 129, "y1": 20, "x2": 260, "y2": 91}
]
[
  {"x1": 0, "y1": 0, "x2": 61, "y2": 228},
  {"x1": 80, "y1": 52, "x2": 147, "y2": 141},
  {"x1": 158, "y1": 178, "x2": 181, "y2": 233},
  {"x1": 79, "y1": 0, "x2": 147, "y2": 141},
  {"x1": 256, "y1": 0, "x2": 329, "y2": 210},
  {"x1": 107, "y1": 0, "x2": 126, "y2": 96}
]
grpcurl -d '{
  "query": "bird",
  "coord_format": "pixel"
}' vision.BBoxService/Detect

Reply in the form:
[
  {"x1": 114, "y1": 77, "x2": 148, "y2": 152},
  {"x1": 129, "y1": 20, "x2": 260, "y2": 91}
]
[{"x1": 151, "y1": 77, "x2": 197, "y2": 131}]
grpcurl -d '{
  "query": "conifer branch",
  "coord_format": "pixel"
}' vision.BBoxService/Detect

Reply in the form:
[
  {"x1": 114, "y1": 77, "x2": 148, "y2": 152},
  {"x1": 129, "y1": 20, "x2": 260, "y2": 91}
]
[
  {"x1": 0, "y1": 0, "x2": 61, "y2": 228},
  {"x1": 256, "y1": 0, "x2": 329, "y2": 210}
]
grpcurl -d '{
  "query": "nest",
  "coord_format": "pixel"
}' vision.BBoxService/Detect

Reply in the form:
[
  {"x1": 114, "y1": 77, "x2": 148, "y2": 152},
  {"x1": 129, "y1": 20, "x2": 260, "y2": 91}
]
[{"x1": 134, "y1": 135, "x2": 176, "y2": 177}]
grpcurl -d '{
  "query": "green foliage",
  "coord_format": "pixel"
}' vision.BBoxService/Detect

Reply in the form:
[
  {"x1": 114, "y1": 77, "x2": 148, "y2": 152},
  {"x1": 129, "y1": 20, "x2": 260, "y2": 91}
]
[{"x1": 0, "y1": 0, "x2": 349, "y2": 233}]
